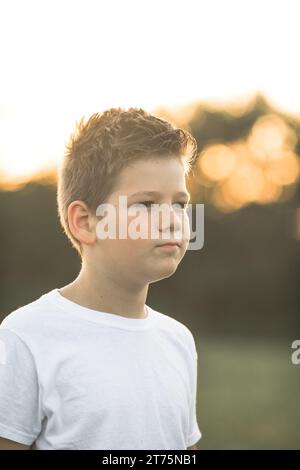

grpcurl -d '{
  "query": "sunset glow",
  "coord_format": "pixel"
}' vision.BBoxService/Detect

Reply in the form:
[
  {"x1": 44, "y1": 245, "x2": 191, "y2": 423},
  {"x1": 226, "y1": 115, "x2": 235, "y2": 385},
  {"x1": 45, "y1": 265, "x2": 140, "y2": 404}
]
[{"x1": 1, "y1": 0, "x2": 300, "y2": 214}]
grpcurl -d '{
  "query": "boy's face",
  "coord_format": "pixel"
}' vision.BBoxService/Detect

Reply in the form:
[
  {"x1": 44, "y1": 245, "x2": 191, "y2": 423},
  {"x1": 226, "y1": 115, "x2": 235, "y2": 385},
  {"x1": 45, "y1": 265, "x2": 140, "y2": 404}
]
[{"x1": 90, "y1": 156, "x2": 191, "y2": 286}]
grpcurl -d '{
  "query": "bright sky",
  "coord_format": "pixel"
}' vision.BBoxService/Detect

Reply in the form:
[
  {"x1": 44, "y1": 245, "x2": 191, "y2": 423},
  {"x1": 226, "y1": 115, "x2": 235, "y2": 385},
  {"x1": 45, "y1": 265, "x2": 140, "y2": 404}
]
[{"x1": 0, "y1": 0, "x2": 300, "y2": 182}]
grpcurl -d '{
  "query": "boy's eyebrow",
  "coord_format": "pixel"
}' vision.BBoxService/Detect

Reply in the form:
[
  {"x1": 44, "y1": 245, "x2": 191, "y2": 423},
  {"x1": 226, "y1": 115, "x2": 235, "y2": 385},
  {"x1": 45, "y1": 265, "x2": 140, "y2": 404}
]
[{"x1": 128, "y1": 191, "x2": 190, "y2": 201}]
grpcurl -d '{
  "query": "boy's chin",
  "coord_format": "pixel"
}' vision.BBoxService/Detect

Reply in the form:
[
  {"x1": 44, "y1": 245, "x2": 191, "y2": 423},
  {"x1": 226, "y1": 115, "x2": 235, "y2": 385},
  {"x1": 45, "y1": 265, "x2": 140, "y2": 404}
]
[{"x1": 150, "y1": 263, "x2": 179, "y2": 282}]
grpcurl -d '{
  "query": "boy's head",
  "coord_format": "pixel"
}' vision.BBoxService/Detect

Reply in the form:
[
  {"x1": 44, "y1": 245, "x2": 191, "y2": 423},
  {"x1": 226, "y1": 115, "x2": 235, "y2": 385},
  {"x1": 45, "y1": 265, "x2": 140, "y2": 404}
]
[{"x1": 57, "y1": 107, "x2": 198, "y2": 285}]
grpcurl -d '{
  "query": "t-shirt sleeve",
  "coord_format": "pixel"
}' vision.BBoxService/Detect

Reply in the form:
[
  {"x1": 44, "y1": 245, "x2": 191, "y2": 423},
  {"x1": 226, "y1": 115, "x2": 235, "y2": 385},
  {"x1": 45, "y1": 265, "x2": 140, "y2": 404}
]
[
  {"x1": 186, "y1": 332, "x2": 202, "y2": 448},
  {"x1": 0, "y1": 327, "x2": 43, "y2": 445}
]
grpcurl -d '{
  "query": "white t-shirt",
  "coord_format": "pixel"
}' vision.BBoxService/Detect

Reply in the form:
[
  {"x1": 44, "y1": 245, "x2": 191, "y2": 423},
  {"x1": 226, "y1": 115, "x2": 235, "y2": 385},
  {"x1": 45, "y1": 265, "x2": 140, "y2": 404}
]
[{"x1": 0, "y1": 288, "x2": 201, "y2": 450}]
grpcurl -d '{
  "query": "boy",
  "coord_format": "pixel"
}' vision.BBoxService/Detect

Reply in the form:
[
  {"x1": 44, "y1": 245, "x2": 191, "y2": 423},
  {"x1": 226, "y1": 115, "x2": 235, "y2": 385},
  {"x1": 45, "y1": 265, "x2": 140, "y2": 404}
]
[{"x1": 0, "y1": 107, "x2": 202, "y2": 450}]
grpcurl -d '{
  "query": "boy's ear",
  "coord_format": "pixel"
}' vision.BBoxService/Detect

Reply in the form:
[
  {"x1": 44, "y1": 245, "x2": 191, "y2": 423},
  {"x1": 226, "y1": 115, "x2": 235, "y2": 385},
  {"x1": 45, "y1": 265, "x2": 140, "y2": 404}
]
[{"x1": 67, "y1": 200, "x2": 97, "y2": 247}]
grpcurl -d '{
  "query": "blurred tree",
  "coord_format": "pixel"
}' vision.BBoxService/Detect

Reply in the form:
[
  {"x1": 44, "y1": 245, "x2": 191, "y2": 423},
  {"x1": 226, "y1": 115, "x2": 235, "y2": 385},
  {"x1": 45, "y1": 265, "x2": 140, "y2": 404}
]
[{"x1": 1, "y1": 93, "x2": 299, "y2": 340}]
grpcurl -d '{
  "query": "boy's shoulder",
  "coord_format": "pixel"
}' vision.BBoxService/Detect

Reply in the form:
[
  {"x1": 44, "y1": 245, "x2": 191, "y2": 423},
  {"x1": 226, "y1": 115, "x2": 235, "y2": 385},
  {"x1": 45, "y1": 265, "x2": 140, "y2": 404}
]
[
  {"x1": 150, "y1": 306, "x2": 196, "y2": 350},
  {"x1": 0, "y1": 292, "x2": 197, "y2": 354},
  {"x1": 0, "y1": 290, "x2": 53, "y2": 337}
]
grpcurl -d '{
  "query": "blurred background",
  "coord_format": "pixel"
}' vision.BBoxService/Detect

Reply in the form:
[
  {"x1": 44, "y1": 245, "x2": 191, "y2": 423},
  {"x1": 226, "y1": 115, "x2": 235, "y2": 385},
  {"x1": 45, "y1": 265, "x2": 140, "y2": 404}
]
[{"x1": 0, "y1": 0, "x2": 299, "y2": 449}]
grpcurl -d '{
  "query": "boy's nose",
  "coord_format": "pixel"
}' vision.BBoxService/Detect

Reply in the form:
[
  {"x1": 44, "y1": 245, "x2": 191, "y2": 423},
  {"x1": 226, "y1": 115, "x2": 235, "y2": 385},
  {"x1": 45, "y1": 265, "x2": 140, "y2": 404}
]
[{"x1": 158, "y1": 205, "x2": 185, "y2": 236}]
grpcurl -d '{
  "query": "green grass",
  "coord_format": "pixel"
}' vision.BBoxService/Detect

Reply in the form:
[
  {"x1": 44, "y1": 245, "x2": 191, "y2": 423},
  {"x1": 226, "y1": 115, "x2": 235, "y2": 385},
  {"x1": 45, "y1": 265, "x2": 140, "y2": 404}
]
[{"x1": 195, "y1": 336, "x2": 300, "y2": 449}]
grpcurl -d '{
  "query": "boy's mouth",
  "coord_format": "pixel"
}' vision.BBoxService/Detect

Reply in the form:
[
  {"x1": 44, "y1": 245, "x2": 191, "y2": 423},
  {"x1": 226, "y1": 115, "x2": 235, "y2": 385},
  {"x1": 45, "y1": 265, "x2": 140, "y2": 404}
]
[{"x1": 155, "y1": 241, "x2": 182, "y2": 248}]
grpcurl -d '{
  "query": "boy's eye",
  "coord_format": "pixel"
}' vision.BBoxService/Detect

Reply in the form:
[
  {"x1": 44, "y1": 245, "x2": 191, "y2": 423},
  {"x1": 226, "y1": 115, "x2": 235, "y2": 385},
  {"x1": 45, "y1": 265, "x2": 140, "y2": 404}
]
[
  {"x1": 172, "y1": 202, "x2": 188, "y2": 210},
  {"x1": 134, "y1": 201, "x2": 187, "y2": 209},
  {"x1": 139, "y1": 201, "x2": 156, "y2": 208}
]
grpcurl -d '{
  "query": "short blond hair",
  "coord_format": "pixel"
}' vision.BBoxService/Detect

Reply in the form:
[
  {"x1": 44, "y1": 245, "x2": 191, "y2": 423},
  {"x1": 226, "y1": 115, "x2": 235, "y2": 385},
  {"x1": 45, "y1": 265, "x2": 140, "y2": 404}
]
[{"x1": 57, "y1": 107, "x2": 198, "y2": 256}]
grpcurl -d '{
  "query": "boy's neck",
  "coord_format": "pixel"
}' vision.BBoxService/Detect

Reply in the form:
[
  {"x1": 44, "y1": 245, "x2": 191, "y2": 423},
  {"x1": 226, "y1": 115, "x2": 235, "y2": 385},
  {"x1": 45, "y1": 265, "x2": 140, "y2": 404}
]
[{"x1": 58, "y1": 267, "x2": 149, "y2": 320}]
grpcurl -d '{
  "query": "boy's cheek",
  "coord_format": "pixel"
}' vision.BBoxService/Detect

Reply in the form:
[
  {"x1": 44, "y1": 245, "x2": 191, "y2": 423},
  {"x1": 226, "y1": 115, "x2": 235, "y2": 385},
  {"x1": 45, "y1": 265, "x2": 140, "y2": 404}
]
[{"x1": 121, "y1": 218, "x2": 158, "y2": 244}]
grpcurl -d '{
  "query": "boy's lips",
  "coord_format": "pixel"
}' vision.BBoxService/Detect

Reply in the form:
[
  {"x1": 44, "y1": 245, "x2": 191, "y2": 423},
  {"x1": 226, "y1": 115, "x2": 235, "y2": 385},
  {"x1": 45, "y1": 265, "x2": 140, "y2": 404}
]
[{"x1": 155, "y1": 241, "x2": 182, "y2": 248}]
